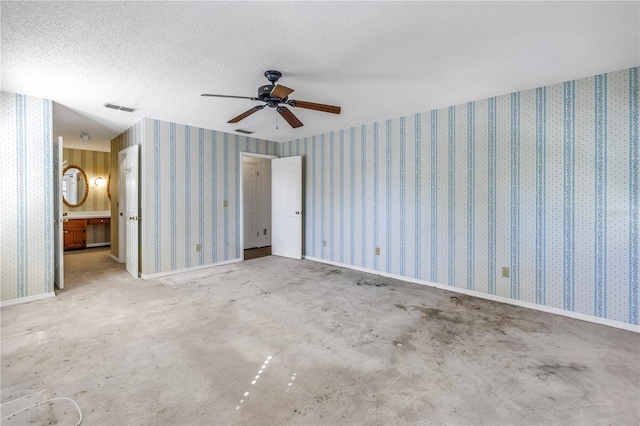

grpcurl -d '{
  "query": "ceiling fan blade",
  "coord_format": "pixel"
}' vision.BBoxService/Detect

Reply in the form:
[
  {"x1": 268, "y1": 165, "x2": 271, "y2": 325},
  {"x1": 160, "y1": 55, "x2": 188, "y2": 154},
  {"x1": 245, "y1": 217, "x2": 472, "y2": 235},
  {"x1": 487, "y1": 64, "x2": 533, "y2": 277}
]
[
  {"x1": 270, "y1": 84, "x2": 294, "y2": 99},
  {"x1": 277, "y1": 106, "x2": 303, "y2": 128},
  {"x1": 202, "y1": 94, "x2": 259, "y2": 100},
  {"x1": 228, "y1": 105, "x2": 265, "y2": 123},
  {"x1": 289, "y1": 100, "x2": 341, "y2": 115}
]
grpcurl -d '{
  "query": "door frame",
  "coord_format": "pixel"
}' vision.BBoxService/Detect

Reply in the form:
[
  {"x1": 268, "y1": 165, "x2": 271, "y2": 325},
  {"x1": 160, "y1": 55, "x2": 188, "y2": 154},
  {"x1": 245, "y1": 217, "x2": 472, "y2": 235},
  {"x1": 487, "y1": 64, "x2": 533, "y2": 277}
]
[
  {"x1": 116, "y1": 150, "x2": 127, "y2": 263},
  {"x1": 239, "y1": 152, "x2": 277, "y2": 255},
  {"x1": 53, "y1": 136, "x2": 64, "y2": 290}
]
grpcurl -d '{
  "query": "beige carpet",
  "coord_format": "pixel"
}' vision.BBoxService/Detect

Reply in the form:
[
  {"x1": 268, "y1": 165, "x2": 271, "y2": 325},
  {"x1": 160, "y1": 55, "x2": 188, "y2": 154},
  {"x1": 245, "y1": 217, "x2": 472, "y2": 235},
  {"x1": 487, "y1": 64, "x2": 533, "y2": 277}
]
[{"x1": 1, "y1": 247, "x2": 639, "y2": 425}]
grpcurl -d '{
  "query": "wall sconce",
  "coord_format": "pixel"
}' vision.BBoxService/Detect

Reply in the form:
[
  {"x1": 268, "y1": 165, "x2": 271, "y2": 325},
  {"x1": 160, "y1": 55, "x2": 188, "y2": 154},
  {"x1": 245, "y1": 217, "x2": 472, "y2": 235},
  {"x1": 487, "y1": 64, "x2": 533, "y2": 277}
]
[{"x1": 94, "y1": 177, "x2": 105, "y2": 187}]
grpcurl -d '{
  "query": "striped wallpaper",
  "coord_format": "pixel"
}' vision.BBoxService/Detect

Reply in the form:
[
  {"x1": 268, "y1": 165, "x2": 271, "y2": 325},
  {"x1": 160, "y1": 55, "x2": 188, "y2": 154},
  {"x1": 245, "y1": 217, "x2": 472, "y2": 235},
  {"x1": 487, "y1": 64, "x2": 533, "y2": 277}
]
[
  {"x1": 63, "y1": 148, "x2": 111, "y2": 214},
  {"x1": 110, "y1": 119, "x2": 279, "y2": 276},
  {"x1": 1, "y1": 92, "x2": 54, "y2": 302},
  {"x1": 62, "y1": 147, "x2": 111, "y2": 245},
  {"x1": 281, "y1": 67, "x2": 639, "y2": 325}
]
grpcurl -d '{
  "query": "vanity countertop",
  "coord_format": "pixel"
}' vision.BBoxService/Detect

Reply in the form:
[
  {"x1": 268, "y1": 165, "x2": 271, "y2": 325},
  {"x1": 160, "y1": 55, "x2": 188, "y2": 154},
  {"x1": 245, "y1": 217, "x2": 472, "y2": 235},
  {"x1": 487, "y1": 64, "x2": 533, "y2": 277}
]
[{"x1": 65, "y1": 211, "x2": 111, "y2": 219}]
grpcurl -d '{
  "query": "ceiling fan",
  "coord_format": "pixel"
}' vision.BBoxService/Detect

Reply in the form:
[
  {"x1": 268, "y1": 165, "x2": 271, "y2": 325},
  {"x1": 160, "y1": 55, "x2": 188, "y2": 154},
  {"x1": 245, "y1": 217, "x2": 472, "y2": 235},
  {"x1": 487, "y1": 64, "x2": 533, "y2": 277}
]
[{"x1": 201, "y1": 70, "x2": 341, "y2": 128}]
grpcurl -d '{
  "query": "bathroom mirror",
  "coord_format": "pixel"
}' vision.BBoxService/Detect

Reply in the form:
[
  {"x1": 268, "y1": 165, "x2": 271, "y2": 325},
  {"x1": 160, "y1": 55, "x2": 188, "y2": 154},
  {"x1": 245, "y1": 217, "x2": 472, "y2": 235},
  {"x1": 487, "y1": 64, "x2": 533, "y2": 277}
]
[
  {"x1": 107, "y1": 173, "x2": 111, "y2": 201},
  {"x1": 62, "y1": 165, "x2": 88, "y2": 207}
]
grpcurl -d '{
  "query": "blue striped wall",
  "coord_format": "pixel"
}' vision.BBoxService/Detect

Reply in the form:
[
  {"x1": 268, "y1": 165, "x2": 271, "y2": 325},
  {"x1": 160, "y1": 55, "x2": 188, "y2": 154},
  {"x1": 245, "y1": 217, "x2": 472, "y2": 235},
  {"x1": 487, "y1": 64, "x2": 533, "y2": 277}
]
[
  {"x1": 140, "y1": 118, "x2": 278, "y2": 276},
  {"x1": 1, "y1": 92, "x2": 54, "y2": 302},
  {"x1": 281, "y1": 67, "x2": 639, "y2": 325}
]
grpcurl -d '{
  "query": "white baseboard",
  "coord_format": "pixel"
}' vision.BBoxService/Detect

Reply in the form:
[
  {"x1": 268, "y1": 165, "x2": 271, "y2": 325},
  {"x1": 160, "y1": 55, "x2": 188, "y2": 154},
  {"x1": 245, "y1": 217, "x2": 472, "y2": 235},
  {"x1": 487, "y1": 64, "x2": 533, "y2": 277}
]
[
  {"x1": 109, "y1": 254, "x2": 124, "y2": 263},
  {"x1": 1, "y1": 292, "x2": 56, "y2": 308},
  {"x1": 87, "y1": 242, "x2": 111, "y2": 248},
  {"x1": 140, "y1": 258, "x2": 243, "y2": 280},
  {"x1": 303, "y1": 256, "x2": 640, "y2": 333}
]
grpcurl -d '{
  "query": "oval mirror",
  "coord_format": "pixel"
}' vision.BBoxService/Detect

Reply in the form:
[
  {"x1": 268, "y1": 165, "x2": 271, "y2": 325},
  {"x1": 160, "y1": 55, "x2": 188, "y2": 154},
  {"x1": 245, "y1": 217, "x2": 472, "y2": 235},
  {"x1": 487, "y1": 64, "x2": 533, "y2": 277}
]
[
  {"x1": 62, "y1": 165, "x2": 89, "y2": 207},
  {"x1": 107, "y1": 173, "x2": 111, "y2": 201}
]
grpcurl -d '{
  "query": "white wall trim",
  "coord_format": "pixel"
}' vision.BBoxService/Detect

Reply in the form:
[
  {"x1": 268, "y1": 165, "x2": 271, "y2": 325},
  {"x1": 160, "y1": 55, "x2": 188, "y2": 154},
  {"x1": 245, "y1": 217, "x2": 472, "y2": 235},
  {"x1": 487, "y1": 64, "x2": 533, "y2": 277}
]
[
  {"x1": 240, "y1": 151, "x2": 278, "y2": 160},
  {"x1": 303, "y1": 255, "x2": 640, "y2": 333},
  {"x1": 140, "y1": 258, "x2": 242, "y2": 280},
  {"x1": 109, "y1": 254, "x2": 124, "y2": 263},
  {"x1": 1, "y1": 292, "x2": 56, "y2": 308},
  {"x1": 87, "y1": 242, "x2": 111, "y2": 248}
]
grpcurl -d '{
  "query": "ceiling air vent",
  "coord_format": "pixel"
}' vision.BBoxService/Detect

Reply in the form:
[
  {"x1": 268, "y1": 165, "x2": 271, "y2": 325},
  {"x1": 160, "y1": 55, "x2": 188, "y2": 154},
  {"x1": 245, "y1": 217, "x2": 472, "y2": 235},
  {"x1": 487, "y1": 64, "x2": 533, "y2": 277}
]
[
  {"x1": 104, "y1": 103, "x2": 136, "y2": 113},
  {"x1": 235, "y1": 129, "x2": 254, "y2": 134}
]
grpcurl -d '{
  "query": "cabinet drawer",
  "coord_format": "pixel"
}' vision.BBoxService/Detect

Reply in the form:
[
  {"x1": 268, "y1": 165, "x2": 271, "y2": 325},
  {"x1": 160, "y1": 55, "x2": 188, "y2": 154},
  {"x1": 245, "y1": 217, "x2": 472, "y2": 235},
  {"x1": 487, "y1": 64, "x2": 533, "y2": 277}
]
[
  {"x1": 63, "y1": 219, "x2": 85, "y2": 229},
  {"x1": 88, "y1": 218, "x2": 110, "y2": 225}
]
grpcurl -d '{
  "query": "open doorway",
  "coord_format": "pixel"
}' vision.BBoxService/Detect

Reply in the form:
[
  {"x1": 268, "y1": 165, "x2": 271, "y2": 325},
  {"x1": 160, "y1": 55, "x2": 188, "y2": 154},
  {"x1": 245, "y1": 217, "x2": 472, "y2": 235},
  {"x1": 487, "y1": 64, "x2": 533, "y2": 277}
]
[
  {"x1": 240, "y1": 152, "x2": 277, "y2": 260},
  {"x1": 52, "y1": 102, "x2": 123, "y2": 292}
]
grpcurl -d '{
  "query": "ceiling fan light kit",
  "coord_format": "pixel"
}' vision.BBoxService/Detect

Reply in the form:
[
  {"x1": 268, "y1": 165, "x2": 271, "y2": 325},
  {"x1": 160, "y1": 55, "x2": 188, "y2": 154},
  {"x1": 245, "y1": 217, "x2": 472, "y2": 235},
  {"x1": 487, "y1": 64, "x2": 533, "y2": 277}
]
[{"x1": 202, "y1": 70, "x2": 341, "y2": 129}]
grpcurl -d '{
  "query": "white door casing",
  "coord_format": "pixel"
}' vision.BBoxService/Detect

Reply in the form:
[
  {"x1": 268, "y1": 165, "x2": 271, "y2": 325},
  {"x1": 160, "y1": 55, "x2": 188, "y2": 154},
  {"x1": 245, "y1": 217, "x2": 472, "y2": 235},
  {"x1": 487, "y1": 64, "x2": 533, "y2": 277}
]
[
  {"x1": 53, "y1": 136, "x2": 64, "y2": 290},
  {"x1": 118, "y1": 150, "x2": 127, "y2": 263},
  {"x1": 239, "y1": 152, "x2": 276, "y2": 254},
  {"x1": 122, "y1": 145, "x2": 139, "y2": 277},
  {"x1": 272, "y1": 156, "x2": 302, "y2": 259},
  {"x1": 243, "y1": 161, "x2": 260, "y2": 249}
]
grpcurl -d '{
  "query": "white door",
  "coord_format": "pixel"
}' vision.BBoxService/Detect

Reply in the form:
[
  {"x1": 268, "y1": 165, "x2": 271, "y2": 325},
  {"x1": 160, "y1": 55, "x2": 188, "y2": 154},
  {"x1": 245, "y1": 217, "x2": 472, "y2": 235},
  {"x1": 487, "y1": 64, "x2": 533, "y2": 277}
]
[
  {"x1": 243, "y1": 161, "x2": 260, "y2": 249},
  {"x1": 53, "y1": 136, "x2": 64, "y2": 290},
  {"x1": 272, "y1": 156, "x2": 302, "y2": 259},
  {"x1": 122, "y1": 145, "x2": 139, "y2": 278}
]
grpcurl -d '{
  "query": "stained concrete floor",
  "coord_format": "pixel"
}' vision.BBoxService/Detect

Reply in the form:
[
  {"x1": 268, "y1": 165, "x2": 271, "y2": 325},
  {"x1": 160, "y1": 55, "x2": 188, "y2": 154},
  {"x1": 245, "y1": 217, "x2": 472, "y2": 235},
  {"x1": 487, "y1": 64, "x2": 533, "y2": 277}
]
[{"x1": 1, "y1": 248, "x2": 639, "y2": 425}]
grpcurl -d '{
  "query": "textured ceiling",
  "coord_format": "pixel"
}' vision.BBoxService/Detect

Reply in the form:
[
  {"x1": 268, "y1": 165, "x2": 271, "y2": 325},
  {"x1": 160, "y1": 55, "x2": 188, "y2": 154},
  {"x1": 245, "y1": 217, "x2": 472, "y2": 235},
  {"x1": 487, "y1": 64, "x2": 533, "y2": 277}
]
[{"x1": 2, "y1": 1, "x2": 638, "y2": 146}]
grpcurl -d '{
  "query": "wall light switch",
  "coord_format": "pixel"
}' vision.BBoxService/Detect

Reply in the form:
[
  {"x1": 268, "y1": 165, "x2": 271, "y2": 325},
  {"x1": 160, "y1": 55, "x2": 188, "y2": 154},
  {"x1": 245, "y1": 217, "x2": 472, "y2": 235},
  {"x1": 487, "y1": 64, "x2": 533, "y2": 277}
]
[
  {"x1": 223, "y1": 200, "x2": 228, "y2": 207},
  {"x1": 375, "y1": 247, "x2": 381, "y2": 256},
  {"x1": 264, "y1": 229, "x2": 267, "y2": 235},
  {"x1": 195, "y1": 244, "x2": 201, "y2": 252},
  {"x1": 501, "y1": 267, "x2": 510, "y2": 278}
]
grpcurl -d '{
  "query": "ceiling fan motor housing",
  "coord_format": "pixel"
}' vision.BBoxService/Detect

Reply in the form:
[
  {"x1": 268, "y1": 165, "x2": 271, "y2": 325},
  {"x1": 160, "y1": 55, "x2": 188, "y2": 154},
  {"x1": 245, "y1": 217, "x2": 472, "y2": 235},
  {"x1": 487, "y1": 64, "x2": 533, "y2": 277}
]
[{"x1": 258, "y1": 84, "x2": 275, "y2": 100}]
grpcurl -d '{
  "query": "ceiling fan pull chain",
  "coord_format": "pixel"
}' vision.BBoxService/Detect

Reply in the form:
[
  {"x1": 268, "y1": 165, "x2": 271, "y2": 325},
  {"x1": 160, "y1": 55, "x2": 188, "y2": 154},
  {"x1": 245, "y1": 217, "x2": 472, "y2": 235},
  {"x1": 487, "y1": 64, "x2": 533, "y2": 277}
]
[{"x1": 276, "y1": 110, "x2": 279, "y2": 130}]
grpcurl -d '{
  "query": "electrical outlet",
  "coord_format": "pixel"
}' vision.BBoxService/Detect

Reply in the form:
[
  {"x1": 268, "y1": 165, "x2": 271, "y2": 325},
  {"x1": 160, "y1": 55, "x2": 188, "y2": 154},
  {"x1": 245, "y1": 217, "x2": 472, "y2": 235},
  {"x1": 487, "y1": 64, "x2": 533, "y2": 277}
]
[
  {"x1": 195, "y1": 244, "x2": 201, "y2": 252},
  {"x1": 375, "y1": 247, "x2": 381, "y2": 256},
  {"x1": 501, "y1": 267, "x2": 510, "y2": 278},
  {"x1": 223, "y1": 200, "x2": 228, "y2": 207},
  {"x1": 323, "y1": 240, "x2": 327, "y2": 247}
]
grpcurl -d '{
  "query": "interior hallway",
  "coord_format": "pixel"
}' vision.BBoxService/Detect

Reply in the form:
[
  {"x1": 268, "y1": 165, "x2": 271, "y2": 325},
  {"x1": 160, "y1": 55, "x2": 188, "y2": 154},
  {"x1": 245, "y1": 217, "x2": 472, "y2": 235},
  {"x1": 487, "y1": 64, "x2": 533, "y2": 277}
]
[{"x1": 1, "y1": 248, "x2": 638, "y2": 425}]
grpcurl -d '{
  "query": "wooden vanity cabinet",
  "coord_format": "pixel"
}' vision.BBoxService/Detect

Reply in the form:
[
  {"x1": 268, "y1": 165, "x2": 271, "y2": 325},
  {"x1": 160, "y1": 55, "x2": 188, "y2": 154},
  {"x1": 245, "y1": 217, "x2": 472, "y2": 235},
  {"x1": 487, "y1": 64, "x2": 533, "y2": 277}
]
[{"x1": 63, "y1": 219, "x2": 86, "y2": 250}]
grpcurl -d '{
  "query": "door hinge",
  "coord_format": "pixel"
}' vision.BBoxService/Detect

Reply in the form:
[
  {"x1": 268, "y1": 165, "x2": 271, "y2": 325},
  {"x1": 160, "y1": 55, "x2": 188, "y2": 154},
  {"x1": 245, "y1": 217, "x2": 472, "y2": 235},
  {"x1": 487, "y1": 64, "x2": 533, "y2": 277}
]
[{"x1": 257, "y1": 171, "x2": 259, "y2": 176}]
